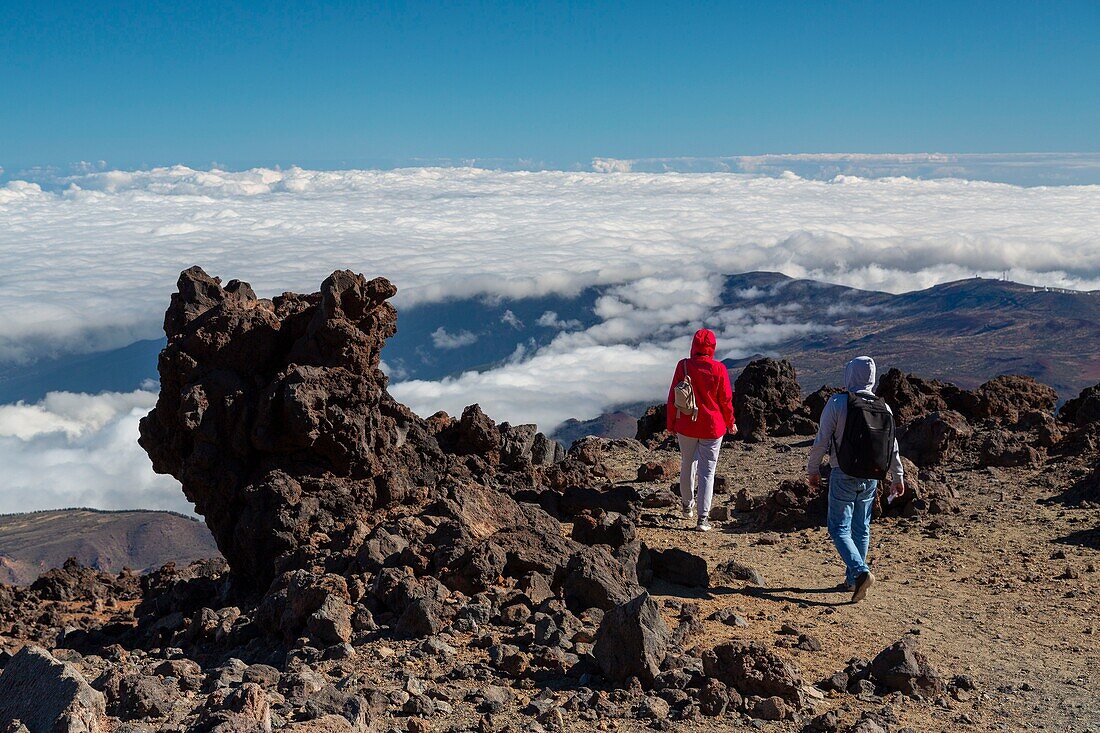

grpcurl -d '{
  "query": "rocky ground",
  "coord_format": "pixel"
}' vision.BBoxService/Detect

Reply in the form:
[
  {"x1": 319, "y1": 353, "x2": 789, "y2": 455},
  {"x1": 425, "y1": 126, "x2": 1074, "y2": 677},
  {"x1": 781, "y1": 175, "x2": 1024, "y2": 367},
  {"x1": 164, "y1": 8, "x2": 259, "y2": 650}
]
[{"x1": 0, "y1": 267, "x2": 1096, "y2": 733}]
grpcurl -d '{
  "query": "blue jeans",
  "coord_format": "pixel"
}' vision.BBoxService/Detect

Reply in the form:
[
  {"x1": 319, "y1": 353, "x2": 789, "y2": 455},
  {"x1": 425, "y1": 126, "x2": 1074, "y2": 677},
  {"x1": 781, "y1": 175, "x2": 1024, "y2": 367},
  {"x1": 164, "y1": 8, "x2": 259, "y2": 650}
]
[{"x1": 827, "y1": 468, "x2": 878, "y2": 585}]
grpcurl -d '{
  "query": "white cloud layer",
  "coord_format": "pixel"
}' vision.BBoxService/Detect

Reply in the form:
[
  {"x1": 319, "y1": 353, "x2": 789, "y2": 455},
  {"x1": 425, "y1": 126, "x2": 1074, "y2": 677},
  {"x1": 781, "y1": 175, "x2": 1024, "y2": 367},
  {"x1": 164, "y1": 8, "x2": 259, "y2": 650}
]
[
  {"x1": 592, "y1": 152, "x2": 1100, "y2": 185},
  {"x1": 390, "y1": 274, "x2": 825, "y2": 431},
  {"x1": 2, "y1": 165, "x2": 1099, "y2": 365},
  {"x1": 2, "y1": 164, "x2": 1100, "y2": 512},
  {"x1": 0, "y1": 390, "x2": 188, "y2": 514}
]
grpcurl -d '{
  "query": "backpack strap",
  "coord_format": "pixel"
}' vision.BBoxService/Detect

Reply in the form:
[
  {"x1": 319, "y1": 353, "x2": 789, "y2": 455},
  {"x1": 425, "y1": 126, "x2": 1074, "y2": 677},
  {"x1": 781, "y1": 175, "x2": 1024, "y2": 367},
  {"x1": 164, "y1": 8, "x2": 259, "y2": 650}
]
[
  {"x1": 676, "y1": 359, "x2": 698, "y2": 421},
  {"x1": 829, "y1": 392, "x2": 852, "y2": 456}
]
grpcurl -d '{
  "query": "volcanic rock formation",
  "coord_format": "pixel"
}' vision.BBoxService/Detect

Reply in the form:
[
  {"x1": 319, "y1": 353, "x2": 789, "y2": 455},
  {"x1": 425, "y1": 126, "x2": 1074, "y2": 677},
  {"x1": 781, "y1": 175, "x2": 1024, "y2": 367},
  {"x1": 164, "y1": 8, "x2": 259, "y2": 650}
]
[{"x1": 137, "y1": 267, "x2": 652, "y2": 647}]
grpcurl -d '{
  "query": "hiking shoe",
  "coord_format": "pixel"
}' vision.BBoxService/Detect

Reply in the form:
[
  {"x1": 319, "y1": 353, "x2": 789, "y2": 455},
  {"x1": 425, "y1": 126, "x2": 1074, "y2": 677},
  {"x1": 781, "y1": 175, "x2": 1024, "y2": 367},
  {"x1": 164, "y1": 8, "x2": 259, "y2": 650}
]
[
  {"x1": 851, "y1": 571, "x2": 875, "y2": 602},
  {"x1": 837, "y1": 581, "x2": 855, "y2": 592},
  {"x1": 696, "y1": 519, "x2": 713, "y2": 532},
  {"x1": 681, "y1": 502, "x2": 697, "y2": 520}
]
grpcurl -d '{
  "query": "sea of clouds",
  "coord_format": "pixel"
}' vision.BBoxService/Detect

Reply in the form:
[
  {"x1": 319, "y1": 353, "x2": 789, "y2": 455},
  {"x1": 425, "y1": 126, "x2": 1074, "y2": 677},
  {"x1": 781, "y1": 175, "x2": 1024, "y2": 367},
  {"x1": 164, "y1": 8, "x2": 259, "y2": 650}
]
[
  {"x1": 0, "y1": 390, "x2": 187, "y2": 513},
  {"x1": 1, "y1": 164, "x2": 1099, "y2": 512}
]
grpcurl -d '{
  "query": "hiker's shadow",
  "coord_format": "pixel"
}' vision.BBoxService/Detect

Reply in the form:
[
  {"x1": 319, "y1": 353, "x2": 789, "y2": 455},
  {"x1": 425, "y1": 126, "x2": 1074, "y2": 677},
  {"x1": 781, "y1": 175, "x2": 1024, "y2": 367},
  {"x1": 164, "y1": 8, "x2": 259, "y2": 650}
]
[{"x1": 711, "y1": 583, "x2": 851, "y2": 608}]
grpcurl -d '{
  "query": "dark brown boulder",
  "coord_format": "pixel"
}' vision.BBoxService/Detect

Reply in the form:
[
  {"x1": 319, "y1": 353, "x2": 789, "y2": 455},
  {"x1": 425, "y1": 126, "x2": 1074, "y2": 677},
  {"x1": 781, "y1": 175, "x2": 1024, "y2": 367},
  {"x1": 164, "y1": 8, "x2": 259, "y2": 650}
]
[
  {"x1": 635, "y1": 404, "x2": 674, "y2": 448},
  {"x1": 636, "y1": 458, "x2": 678, "y2": 482},
  {"x1": 1059, "y1": 460, "x2": 1100, "y2": 508},
  {"x1": 498, "y1": 422, "x2": 561, "y2": 468},
  {"x1": 868, "y1": 638, "x2": 945, "y2": 698},
  {"x1": 801, "y1": 386, "x2": 844, "y2": 423},
  {"x1": 973, "y1": 375, "x2": 1057, "y2": 425},
  {"x1": 593, "y1": 592, "x2": 670, "y2": 684},
  {"x1": 30, "y1": 559, "x2": 140, "y2": 604},
  {"x1": 558, "y1": 546, "x2": 639, "y2": 613},
  {"x1": 1055, "y1": 383, "x2": 1100, "y2": 460},
  {"x1": 697, "y1": 677, "x2": 739, "y2": 716},
  {"x1": 136, "y1": 557, "x2": 229, "y2": 621},
  {"x1": 0, "y1": 645, "x2": 106, "y2": 733},
  {"x1": 702, "y1": 641, "x2": 805, "y2": 706},
  {"x1": 541, "y1": 458, "x2": 604, "y2": 492},
  {"x1": 978, "y1": 430, "x2": 1042, "y2": 467},
  {"x1": 614, "y1": 540, "x2": 653, "y2": 587},
  {"x1": 733, "y1": 359, "x2": 803, "y2": 442},
  {"x1": 452, "y1": 404, "x2": 501, "y2": 456},
  {"x1": 771, "y1": 414, "x2": 819, "y2": 437},
  {"x1": 873, "y1": 457, "x2": 959, "y2": 517},
  {"x1": 138, "y1": 267, "x2": 593, "y2": 617},
  {"x1": 135, "y1": 268, "x2": 675, "y2": 658},
  {"x1": 754, "y1": 479, "x2": 827, "y2": 531},
  {"x1": 255, "y1": 571, "x2": 351, "y2": 642},
  {"x1": 140, "y1": 267, "x2": 446, "y2": 591},
  {"x1": 570, "y1": 510, "x2": 637, "y2": 549},
  {"x1": 899, "y1": 410, "x2": 973, "y2": 466},
  {"x1": 1060, "y1": 383, "x2": 1100, "y2": 429},
  {"x1": 877, "y1": 369, "x2": 978, "y2": 424},
  {"x1": 649, "y1": 548, "x2": 709, "y2": 588}
]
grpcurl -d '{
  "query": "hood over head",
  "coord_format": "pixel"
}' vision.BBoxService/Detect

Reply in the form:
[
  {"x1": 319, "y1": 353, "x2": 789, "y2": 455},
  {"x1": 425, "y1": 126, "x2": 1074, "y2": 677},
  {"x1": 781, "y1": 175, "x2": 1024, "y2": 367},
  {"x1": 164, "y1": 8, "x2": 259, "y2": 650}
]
[
  {"x1": 844, "y1": 356, "x2": 877, "y2": 393},
  {"x1": 691, "y1": 329, "x2": 716, "y2": 358}
]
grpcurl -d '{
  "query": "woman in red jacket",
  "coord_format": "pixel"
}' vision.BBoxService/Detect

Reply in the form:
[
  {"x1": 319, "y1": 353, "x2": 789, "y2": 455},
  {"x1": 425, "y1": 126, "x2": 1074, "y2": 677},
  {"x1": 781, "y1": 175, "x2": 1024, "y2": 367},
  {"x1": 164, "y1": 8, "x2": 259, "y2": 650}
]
[{"x1": 666, "y1": 328, "x2": 736, "y2": 531}]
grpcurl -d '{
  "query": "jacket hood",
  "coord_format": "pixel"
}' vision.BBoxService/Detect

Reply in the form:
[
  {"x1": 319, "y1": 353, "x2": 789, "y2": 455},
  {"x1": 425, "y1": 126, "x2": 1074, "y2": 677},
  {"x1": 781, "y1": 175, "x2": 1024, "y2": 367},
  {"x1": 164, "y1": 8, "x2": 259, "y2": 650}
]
[
  {"x1": 844, "y1": 356, "x2": 876, "y2": 393},
  {"x1": 691, "y1": 329, "x2": 717, "y2": 358}
]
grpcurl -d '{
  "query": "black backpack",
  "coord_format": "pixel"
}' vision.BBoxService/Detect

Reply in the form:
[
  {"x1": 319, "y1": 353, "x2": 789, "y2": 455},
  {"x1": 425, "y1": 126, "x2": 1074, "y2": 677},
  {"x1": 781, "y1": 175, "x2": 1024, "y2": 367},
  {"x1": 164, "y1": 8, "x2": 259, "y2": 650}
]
[{"x1": 834, "y1": 393, "x2": 895, "y2": 480}]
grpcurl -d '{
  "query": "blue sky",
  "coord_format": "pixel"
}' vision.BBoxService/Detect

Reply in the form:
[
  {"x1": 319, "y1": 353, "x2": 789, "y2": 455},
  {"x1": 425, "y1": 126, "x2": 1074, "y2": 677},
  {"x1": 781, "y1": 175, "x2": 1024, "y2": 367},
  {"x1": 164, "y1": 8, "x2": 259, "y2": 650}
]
[{"x1": 1, "y1": 1, "x2": 1098, "y2": 171}]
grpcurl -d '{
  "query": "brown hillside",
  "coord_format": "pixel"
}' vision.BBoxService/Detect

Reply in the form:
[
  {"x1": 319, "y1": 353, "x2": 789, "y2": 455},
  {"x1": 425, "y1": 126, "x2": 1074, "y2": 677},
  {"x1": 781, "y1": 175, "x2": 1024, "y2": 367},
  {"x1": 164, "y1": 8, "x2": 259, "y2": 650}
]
[{"x1": 0, "y1": 509, "x2": 219, "y2": 585}]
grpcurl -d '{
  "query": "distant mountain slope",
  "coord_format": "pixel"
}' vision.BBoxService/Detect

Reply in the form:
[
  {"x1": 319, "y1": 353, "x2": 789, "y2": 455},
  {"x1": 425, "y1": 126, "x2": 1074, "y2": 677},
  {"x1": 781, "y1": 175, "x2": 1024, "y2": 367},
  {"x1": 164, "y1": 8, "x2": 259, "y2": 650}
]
[
  {"x1": 742, "y1": 276, "x2": 1100, "y2": 396},
  {"x1": 0, "y1": 509, "x2": 220, "y2": 585},
  {"x1": 550, "y1": 409, "x2": 641, "y2": 445}
]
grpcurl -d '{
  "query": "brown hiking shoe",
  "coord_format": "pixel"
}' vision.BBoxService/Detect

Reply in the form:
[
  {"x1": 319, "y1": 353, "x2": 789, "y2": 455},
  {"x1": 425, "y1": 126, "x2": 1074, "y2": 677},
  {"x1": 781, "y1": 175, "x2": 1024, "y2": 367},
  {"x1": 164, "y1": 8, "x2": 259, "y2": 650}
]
[{"x1": 851, "y1": 571, "x2": 875, "y2": 602}]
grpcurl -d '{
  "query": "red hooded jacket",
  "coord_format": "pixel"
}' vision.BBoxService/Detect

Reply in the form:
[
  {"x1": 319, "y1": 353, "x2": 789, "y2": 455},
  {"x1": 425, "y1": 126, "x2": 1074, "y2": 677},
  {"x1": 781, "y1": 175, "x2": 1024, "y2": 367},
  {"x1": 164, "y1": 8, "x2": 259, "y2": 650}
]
[{"x1": 666, "y1": 329, "x2": 735, "y2": 439}]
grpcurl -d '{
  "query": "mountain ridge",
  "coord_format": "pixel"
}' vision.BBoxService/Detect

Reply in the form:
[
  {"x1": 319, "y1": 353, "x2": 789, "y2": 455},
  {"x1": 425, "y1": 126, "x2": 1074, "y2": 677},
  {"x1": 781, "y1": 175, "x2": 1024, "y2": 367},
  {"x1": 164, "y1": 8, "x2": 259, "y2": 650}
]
[{"x1": 0, "y1": 508, "x2": 220, "y2": 585}]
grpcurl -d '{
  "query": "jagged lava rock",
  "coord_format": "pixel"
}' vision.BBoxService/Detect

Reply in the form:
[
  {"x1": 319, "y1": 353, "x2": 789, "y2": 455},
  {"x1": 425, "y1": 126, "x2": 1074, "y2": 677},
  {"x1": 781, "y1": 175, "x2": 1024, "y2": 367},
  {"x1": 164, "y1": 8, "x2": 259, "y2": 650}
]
[
  {"x1": 635, "y1": 404, "x2": 673, "y2": 448},
  {"x1": 899, "y1": 410, "x2": 972, "y2": 466},
  {"x1": 570, "y1": 510, "x2": 636, "y2": 549},
  {"x1": 0, "y1": 645, "x2": 106, "y2": 733},
  {"x1": 139, "y1": 267, "x2": 642, "y2": 638},
  {"x1": 30, "y1": 558, "x2": 141, "y2": 603},
  {"x1": 873, "y1": 457, "x2": 958, "y2": 517},
  {"x1": 140, "y1": 267, "x2": 445, "y2": 590},
  {"x1": 734, "y1": 358, "x2": 803, "y2": 442},
  {"x1": 877, "y1": 369, "x2": 978, "y2": 424},
  {"x1": 1060, "y1": 382, "x2": 1100, "y2": 428},
  {"x1": 593, "y1": 592, "x2": 670, "y2": 684},
  {"x1": 754, "y1": 479, "x2": 827, "y2": 531},
  {"x1": 702, "y1": 641, "x2": 805, "y2": 707},
  {"x1": 978, "y1": 430, "x2": 1042, "y2": 467},
  {"x1": 972, "y1": 375, "x2": 1057, "y2": 425},
  {"x1": 868, "y1": 638, "x2": 945, "y2": 698},
  {"x1": 649, "y1": 548, "x2": 709, "y2": 588}
]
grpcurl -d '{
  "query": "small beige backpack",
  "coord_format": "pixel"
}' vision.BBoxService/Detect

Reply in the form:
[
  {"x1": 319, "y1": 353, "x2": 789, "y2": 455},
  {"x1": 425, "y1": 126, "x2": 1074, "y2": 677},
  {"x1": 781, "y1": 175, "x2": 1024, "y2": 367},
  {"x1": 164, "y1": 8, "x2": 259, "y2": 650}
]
[{"x1": 673, "y1": 359, "x2": 698, "y2": 421}]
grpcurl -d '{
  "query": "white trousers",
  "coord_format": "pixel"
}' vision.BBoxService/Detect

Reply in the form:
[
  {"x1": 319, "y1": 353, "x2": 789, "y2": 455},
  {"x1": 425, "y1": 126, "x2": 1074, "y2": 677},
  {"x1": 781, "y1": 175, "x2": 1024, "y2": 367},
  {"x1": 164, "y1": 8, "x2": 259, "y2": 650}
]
[{"x1": 677, "y1": 434, "x2": 723, "y2": 519}]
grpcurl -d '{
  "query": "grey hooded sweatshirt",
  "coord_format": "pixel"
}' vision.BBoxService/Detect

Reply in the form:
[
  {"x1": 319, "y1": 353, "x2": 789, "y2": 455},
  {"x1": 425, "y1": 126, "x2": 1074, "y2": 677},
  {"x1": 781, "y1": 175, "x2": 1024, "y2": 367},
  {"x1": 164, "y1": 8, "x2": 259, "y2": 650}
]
[{"x1": 806, "y1": 356, "x2": 904, "y2": 483}]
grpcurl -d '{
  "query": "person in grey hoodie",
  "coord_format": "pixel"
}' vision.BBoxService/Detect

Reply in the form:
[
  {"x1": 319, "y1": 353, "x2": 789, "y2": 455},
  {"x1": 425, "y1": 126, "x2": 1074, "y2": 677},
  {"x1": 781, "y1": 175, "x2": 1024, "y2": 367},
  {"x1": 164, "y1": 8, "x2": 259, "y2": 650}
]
[{"x1": 807, "y1": 356, "x2": 904, "y2": 602}]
